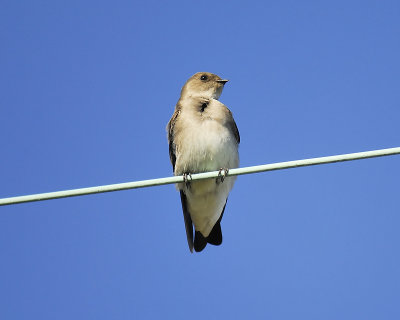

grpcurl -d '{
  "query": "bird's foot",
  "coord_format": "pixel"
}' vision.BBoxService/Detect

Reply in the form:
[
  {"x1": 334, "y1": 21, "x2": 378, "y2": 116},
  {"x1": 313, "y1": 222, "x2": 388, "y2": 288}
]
[
  {"x1": 183, "y1": 172, "x2": 192, "y2": 188},
  {"x1": 217, "y1": 168, "x2": 229, "y2": 184}
]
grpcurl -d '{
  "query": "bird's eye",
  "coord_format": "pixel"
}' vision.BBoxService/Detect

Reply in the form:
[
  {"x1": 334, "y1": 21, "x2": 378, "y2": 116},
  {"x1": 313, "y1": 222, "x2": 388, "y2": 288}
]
[{"x1": 200, "y1": 75, "x2": 208, "y2": 81}]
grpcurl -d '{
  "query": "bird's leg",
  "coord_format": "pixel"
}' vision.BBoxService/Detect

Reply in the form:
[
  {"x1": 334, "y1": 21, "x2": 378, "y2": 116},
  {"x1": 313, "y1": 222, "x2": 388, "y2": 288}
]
[
  {"x1": 217, "y1": 168, "x2": 229, "y2": 184},
  {"x1": 183, "y1": 172, "x2": 192, "y2": 189}
]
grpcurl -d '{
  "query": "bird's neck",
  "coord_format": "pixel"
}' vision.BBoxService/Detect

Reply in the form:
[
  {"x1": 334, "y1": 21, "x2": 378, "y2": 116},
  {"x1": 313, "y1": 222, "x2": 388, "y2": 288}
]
[{"x1": 180, "y1": 91, "x2": 221, "y2": 101}]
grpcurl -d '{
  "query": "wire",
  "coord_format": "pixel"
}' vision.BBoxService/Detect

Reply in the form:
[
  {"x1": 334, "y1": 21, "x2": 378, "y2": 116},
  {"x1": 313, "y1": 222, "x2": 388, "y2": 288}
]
[{"x1": 1, "y1": 147, "x2": 399, "y2": 206}]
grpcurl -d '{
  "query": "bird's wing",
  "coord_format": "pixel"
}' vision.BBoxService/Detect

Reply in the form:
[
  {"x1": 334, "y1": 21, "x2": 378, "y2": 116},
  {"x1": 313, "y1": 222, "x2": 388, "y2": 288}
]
[
  {"x1": 227, "y1": 110, "x2": 240, "y2": 144},
  {"x1": 167, "y1": 107, "x2": 180, "y2": 171},
  {"x1": 167, "y1": 105, "x2": 194, "y2": 252},
  {"x1": 179, "y1": 190, "x2": 194, "y2": 252}
]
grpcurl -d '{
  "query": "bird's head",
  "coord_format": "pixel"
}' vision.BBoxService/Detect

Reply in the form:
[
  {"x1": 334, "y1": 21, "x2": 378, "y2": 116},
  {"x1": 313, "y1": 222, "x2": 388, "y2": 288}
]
[{"x1": 180, "y1": 72, "x2": 228, "y2": 100}]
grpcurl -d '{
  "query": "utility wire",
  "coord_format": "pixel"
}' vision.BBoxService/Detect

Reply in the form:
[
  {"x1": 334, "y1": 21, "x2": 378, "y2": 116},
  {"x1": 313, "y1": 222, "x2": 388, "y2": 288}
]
[{"x1": 1, "y1": 147, "x2": 399, "y2": 206}]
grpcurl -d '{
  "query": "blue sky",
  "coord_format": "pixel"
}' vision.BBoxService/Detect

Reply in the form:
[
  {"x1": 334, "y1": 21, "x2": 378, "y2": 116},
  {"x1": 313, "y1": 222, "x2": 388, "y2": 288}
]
[{"x1": 1, "y1": 0, "x2": 399, "y2": 319}]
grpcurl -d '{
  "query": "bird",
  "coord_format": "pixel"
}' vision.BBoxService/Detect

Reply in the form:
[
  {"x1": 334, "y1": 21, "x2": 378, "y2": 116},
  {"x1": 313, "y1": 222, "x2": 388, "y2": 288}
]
[{"x1": 167, "y1": 72, "x2": 240, "y2": 252}]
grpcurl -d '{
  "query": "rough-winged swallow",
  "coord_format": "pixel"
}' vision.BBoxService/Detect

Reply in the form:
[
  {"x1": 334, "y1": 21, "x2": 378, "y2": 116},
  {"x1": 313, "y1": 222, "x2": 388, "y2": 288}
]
[{"x1": 167, "y1": 72, "x2": 240, "y2": 252}]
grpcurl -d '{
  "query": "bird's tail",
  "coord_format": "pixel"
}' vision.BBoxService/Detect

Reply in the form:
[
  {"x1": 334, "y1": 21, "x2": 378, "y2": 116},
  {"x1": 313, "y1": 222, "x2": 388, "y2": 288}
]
[{"x1": 193, "y1": 221, "x2": 223, "y2": 252}]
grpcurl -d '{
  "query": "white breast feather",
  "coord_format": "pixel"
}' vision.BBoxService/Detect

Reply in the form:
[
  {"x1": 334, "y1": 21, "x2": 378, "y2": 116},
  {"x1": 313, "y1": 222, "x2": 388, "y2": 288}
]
[{"x1": 175, "y1": 104, "x2": 239, "y2": 236}]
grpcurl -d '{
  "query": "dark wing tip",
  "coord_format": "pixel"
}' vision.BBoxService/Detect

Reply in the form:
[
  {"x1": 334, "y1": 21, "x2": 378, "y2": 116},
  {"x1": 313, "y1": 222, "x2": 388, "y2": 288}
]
[{"x1": 180, "y1": 191, "x2": 194, "y2": 252}]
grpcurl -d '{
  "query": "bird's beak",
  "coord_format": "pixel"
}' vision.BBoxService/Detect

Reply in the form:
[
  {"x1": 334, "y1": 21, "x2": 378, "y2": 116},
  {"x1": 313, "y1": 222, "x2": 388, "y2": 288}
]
[{"x1": 216, "y1": 79, "x2": 229, "y2": 85}]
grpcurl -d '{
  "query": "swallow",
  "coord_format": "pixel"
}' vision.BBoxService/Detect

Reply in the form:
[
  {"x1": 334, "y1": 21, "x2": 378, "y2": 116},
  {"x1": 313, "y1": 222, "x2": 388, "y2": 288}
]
[{"x1": 167, "y1": 72, "x2": 240, "y2": 252}]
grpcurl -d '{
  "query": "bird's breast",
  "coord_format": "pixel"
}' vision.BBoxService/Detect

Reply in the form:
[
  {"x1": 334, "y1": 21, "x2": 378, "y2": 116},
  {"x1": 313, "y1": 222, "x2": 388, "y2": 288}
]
[{"x1": 174, "y1": 115, "x2": 238, "y2": 175}]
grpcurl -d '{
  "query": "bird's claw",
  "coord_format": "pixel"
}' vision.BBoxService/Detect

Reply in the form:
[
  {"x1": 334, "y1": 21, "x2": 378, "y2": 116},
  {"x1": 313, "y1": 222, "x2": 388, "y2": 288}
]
[
  {"x1": 217, "y1": 168, "x2": 229, "y2": 184},
  {"x1": 183, "y1": 172, "x2": 192, "y2": 188}
]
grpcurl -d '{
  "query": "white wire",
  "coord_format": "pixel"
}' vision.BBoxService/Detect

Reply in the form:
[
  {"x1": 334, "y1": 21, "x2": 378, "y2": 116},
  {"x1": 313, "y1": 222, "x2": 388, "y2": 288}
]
[{"x1": 1, "y1": 147, "x2": 399, "y2": 206}]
